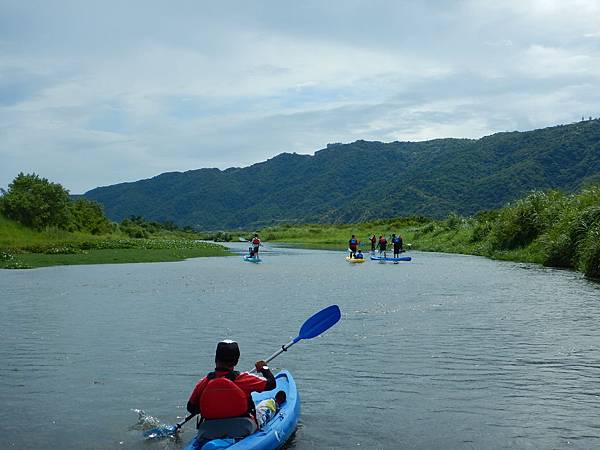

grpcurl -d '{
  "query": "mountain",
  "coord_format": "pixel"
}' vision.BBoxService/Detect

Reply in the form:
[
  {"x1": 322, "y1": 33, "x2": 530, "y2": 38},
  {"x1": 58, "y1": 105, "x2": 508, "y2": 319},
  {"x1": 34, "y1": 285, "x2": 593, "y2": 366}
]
[{"x1": 83, "y1": 119, "x2": 600, "y2": 229}]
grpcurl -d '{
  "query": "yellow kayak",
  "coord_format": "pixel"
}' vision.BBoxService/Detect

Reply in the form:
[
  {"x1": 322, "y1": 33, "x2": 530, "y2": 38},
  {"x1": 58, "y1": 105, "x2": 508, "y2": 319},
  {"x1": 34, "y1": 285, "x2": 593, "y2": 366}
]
[{"x1": 346, "y1": 256, "x2": 366, "y2": 263}]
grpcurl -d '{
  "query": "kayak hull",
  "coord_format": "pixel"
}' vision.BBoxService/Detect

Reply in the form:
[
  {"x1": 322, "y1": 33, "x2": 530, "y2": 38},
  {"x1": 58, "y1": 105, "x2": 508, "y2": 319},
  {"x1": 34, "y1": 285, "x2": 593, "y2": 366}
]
[
  {"x1": 345, "y1": 257, "x2": 365, "y2": 263},
  {"x1": 243, "y1": 256, "x2": 262, "y2": 263},
  {"x1": 370, "y1": 255, "x2": 412, "y2": 262},
  {"x1": 183, "y1": 371, "x2": 300, "y2": 450}
]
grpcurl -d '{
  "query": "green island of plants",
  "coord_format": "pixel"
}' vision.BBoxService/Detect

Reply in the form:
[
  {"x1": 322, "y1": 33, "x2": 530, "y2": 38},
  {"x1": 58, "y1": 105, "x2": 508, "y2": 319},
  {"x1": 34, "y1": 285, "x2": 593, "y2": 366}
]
[
  {"x1": 252, "y1": 186, "x2": 600, "y2": 280},
  {"x1": 0, "y1": 173, "x2": 230, "y2": 269}
]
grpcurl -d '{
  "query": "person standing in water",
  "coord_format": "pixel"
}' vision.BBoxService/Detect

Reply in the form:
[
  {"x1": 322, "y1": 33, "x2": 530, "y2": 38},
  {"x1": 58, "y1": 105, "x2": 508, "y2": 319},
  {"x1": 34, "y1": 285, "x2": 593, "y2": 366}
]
[
  {"x1": 251, "y1": 234, "x2": 261, "y2": 258},
  {"x1": 377, "y1": 235, "x2": 387, "y2": 257},
  {"x1": 391, "y1": 233, "x2": 403, "y2": 258},
  {"x1": 348, "y1": 235, "x2": 359, "y2": 258},
  {"x1": 370, "y1": 235, "x2": 377, "y2": 252}
]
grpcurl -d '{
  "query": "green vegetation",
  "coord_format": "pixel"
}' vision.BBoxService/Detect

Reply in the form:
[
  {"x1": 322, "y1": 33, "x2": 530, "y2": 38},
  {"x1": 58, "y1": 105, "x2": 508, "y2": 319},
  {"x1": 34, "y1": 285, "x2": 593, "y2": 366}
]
[
  {"x1": 2, "y1": 173, "x2": 113, "y2": 233},
  {"x1": 0, "y1": 173, "x2": 230, "y2": 269},
  {"x1": 261, "y1": 186, "x2": 600, "y2": 280},
  {"x1": 84, "y1": 119, "x2": 600, "y2": 229}
]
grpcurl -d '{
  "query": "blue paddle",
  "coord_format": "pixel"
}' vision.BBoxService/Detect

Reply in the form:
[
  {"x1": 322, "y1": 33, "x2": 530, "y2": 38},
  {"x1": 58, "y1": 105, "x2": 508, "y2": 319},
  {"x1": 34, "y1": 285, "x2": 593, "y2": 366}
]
[
  {"x1": 143, "y1": 304, "x2": 342, "y2": 439},
  {"x1": 249, "y1": 304, "x2": 341, "y2": 373}
]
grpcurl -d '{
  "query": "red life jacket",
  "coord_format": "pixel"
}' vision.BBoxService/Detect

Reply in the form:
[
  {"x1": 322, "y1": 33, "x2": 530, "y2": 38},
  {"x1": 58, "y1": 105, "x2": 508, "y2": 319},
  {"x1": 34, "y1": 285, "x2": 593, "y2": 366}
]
[
  {"x1": 252, "y1": 238, "x2": 260, "y2": 245},
  {"x1": 199, "y1": 371, "x2": 250, "y2": 420},
  {"x1": 380, "y1": 237, "x2": 387, "y2": 245}
]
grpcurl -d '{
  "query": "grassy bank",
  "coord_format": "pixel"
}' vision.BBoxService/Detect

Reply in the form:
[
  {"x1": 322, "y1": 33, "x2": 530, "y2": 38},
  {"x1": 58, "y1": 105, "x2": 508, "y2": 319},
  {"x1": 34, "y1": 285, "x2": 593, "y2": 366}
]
[
  {"x1": 259, "y1": 187, "x2": 600, "y2": 279},
  {"x1": 0, "y1": 216, "x2": 230, "y2": 269}
]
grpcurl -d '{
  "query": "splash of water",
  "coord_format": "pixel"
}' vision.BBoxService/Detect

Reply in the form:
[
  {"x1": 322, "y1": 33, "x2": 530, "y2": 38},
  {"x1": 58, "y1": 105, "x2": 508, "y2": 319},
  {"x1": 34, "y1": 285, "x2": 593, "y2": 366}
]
[{"x1": 130, "y1": 408, "x2": 162, "y2": 431}]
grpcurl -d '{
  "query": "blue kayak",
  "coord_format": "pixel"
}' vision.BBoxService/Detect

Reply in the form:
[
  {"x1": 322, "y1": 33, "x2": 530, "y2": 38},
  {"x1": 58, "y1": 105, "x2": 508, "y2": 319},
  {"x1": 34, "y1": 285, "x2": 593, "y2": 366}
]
[
  {"x1": 370, "y1": 254, "x2": 412, "y2": 262},
  {"x1": 243, "y1": 255, "x2": 262, "y2": 263},
  {"x1": 183, "y1": 371, "x2": 300, "y2": 450}
]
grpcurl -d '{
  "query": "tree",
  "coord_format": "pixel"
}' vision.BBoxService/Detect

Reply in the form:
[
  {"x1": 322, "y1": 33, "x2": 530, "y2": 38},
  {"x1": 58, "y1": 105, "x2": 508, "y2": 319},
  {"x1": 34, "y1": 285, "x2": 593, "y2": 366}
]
[
  {"x1": 0, "y1": 173, "x2": 71, "y2": 229},
  {"x1": 69, "y1": 199, "x2": 112, "y2": 234}
]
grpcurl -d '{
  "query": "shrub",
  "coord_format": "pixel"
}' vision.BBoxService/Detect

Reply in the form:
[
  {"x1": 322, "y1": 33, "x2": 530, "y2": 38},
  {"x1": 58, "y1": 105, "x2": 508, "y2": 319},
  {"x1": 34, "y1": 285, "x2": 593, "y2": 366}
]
[
  {"x1": 470, "y1": 219, "x2": 493, "y2": 242},
  {"x1": 444, "y1": 213, "x2": 463, "y2": 230},
  {"x1": 212, "y1": 231, "x2": 232, "y2": 242},
  {"x1": 69, "y1": 199, "x2": 113, "y2": 234},
  {"x1": 119, "y1": 221, "x2": 149, "y2": 238},
  {"x1": 0, "y1": 173, "x2": 71, "y2": 229},
  {"x1": 412, "y1": 222, "x2": 436, "y2": 238},
  {"x1": 543, "y1": 204, "x2": 600, "y2": 268},
  {"x1": 489, "y1": 190, "x2": 565, "y2": 250},
  {"x1": 580, "y1": 224, "x2": 600, "y2": 279}
]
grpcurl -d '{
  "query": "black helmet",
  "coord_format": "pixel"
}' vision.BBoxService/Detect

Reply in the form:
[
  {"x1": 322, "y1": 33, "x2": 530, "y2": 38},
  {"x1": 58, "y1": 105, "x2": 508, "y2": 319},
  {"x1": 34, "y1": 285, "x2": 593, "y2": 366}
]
[{"x1": 215, "y1": 340, "x2": 240, "y2": 364}]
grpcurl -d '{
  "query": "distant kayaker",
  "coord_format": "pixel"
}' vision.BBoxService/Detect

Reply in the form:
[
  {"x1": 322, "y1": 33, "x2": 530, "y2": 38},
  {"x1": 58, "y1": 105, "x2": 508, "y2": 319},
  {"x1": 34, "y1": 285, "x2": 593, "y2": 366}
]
[
  {"x1": 377, "y1": 235, "x2": 387, "y2": 257},
  {"x1": 370, "y1": 235, "x2": 377, "y2": 252},
  {"x1": 251, "y1": 234, "x2": 261, "y2": 257},
  {"x1": 356, "y1": 249, "x2": 364, "y2": 259},
  {"x1": 391, "y1": 234, "x2": 403, "y2": 257},
  {"x1": 348, "y1": 235, "x2": 359, "y2": 258},
  {"x1": 186, "y1": 340, "x2": 276, "y2": 444}
]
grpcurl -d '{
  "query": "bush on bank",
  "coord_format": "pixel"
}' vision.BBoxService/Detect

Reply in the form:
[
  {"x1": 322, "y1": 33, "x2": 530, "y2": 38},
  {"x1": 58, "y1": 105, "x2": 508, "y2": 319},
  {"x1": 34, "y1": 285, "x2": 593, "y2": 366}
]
[
  {"x1": 261, "y1": 186, "x2": 600, "y2": 280},
  {"x1": 424, "y1": 186, "x2": 600, "y2": 279}
]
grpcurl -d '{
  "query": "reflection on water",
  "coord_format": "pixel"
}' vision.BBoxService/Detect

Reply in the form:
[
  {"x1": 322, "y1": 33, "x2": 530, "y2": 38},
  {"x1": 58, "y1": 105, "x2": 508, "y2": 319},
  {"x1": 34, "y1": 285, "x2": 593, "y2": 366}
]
[{"x1": 1, "y1": 244, "x2": 600, "y2": 449}]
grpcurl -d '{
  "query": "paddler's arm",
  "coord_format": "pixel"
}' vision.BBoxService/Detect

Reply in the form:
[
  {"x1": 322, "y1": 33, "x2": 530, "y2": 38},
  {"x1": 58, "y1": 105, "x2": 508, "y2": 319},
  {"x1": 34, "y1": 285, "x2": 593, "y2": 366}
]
[
  {"x1": 186, "y1": 377, "x2": 207, "y2": 416},
  {"x1": 255, "y1": 359, "x2": 276, "y2": 391},
  {"x1": 186, "y1": 400, "x2": 200, "y2": 416}
]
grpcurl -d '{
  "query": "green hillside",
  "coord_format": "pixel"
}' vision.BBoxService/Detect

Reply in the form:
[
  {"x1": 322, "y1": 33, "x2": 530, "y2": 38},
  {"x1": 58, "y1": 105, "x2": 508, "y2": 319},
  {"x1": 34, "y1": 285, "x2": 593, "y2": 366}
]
[{"x1": 83, "y1": 119, "x2": 600, "y2": 229}]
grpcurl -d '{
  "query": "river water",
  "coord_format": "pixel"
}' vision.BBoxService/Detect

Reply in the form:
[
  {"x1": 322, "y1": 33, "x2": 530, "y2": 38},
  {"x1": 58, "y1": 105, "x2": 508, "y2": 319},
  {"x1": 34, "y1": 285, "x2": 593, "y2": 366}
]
[{"x1": 1, "y1": 244, "x2": 600, "y2": 449}]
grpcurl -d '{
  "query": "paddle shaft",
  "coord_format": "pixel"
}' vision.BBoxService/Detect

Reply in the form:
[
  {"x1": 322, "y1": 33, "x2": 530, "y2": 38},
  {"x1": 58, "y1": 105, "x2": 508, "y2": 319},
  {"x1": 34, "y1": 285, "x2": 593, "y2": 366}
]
[
  {"x1": 248, "y1": 338, "x2": 297, "y2": 374},
  {"x1": 177, "y1": 414, "x2": 195, "y2": 429}
]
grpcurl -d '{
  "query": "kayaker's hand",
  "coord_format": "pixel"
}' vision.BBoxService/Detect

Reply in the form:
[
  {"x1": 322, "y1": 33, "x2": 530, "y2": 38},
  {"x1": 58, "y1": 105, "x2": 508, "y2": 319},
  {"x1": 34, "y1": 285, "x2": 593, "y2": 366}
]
[{"x1": 255, "y1": 360, "x2": 268, "y2": 372}]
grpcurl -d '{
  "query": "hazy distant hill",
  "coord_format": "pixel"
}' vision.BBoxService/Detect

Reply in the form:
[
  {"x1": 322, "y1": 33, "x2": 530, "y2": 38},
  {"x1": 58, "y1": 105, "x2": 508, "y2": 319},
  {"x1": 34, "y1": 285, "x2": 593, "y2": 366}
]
[{"x1": 84, "y1": 119, "x2": 600, "y2": 229}]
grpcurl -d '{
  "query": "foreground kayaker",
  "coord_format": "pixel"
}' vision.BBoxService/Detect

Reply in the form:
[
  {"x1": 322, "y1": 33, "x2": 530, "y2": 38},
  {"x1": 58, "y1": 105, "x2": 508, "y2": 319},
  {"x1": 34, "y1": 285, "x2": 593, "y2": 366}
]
[
  {"x1": 186, "y1": 340, "x2": 276, "y2": 446},
  {"x1": 143, "y1": 305, "x2": 341, "y2": 447}
]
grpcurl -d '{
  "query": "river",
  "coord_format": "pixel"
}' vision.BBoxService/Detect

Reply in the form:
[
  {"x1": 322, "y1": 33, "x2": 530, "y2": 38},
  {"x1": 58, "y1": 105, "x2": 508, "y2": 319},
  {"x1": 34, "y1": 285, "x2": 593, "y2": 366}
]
[{"x1": 1, "y1": 244, "x2": 599, "y2": 449}]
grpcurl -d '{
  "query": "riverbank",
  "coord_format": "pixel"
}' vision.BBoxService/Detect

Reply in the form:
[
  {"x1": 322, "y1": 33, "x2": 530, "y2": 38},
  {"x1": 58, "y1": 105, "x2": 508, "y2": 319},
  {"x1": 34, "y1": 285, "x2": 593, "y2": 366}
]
[
  {"x1": 0, "y1": 216, "x2": 230, "y2": 269},
  {"x1": 260, "y1": 219, "x2": 540, "y2": 262},
  {"x1": 258, "y1": 187, "x2": 600, "y2": 279}
]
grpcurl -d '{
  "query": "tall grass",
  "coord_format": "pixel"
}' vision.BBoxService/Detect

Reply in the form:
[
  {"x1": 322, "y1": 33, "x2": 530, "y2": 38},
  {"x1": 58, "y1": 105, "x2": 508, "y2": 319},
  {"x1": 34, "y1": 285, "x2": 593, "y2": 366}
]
[{"x1": 261, "y1": 186, "x2": 600, "y2": 279}]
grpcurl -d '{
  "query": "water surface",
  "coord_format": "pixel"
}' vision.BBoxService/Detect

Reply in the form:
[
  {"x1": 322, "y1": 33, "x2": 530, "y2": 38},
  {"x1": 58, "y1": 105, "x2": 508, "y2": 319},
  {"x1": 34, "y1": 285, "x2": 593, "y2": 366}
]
[{"x1": 1, "y1": 244, "x2": 599, "y2": 449}]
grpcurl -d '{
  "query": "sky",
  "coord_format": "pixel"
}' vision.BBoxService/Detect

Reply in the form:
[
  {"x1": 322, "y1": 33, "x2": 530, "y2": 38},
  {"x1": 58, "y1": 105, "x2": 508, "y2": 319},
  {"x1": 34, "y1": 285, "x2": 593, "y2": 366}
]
[{"x1": 1, "y1": 0, "x2": 599, "y2": 193}]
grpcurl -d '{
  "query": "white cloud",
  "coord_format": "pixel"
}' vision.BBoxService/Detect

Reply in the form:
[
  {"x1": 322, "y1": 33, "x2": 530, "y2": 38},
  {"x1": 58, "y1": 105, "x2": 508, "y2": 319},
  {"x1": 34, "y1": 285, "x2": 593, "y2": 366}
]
[{"x1": 1, "y1": 0, "x2": 600, "y2": 192}]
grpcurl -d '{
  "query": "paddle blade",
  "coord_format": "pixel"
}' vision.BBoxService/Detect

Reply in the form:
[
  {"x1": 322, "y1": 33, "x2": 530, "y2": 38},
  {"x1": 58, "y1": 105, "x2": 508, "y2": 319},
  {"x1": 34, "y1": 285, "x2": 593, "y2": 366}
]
[
  {"x1": 297, "y1": 304, "x2": 341, "y2": 341},
  {"x1": 143, "y1": 424, "x2": 178, "y2": 439}
]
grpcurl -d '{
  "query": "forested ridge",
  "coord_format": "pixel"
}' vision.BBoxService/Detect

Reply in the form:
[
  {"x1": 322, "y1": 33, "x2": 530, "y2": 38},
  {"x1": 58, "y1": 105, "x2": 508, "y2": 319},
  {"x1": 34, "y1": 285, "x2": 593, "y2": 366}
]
[{"x1": 83, "y1": 119, "x2": 600, "y2": 229}]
